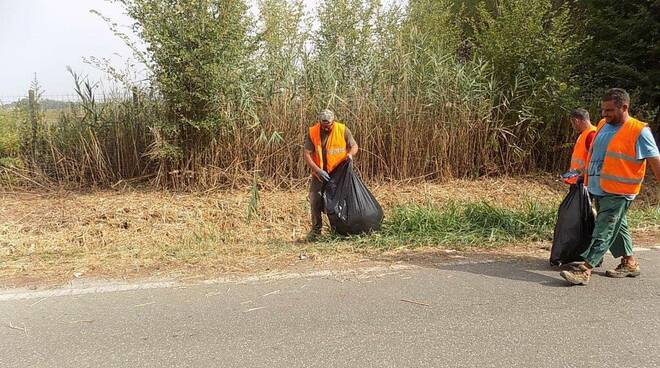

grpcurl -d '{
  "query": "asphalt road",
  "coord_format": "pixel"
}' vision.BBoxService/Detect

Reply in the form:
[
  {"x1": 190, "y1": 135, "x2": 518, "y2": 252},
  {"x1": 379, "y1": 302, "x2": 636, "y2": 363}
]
[{"x1": 1, "y1": 250, "x2": 659, "y2": 368}]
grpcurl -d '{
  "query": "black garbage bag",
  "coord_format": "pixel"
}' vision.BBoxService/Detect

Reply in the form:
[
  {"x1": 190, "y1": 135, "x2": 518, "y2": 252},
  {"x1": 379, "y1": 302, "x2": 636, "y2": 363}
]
[
  {"x1": 549, "y1": 184, "x2": 595, "y2": 266},
  {"x1": 322, "y1": 159, "x2": 383, "y2": 235}
]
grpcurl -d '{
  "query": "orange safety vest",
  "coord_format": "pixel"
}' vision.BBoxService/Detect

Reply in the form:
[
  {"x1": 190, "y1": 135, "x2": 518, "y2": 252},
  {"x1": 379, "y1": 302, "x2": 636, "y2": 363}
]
[
  {"x1": 565, "y1": 126, "x2": 597, "y2": 184},
  {"x1": 309, "y1": 122, "x2": 348, "y2": 174},
  {"x1": 584, "y1": 118, "x2": 647, "y2": 195}
]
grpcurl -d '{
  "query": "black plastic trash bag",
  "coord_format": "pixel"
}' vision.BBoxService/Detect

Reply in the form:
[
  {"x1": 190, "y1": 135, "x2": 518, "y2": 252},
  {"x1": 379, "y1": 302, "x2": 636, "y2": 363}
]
[
  {"x1": 322, "y1": 159, "x2": 383, "y2": 235},
  {"x1": 549, "y1": 184, "x2": 595, "y2": 266}
]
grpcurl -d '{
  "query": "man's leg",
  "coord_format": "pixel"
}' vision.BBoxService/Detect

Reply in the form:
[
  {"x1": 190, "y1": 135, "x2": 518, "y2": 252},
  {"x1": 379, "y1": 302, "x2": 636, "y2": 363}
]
[
  {"x1": 609, "y1": 208, "x2": 633, "y2": 258},
  {"x1": 307, "y1": 176, "x2": 325, "y2": 238},
  {"x1": 560, "y1": 195, "x2": 629, "y2": 285},
  {"x1": 581, "y1": 195, "x2": 630, "y2": 268},
  {"x1": 605, "y1": 207, "x2": 640, "y2": 277}
]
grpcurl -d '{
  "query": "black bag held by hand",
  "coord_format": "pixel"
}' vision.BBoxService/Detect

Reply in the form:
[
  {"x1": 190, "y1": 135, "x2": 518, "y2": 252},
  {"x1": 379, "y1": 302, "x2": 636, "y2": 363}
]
[
  {"x1": 322, "y1": 159, "x2": 383, "y2": 235},
  {"x1": 549, "y1": 184, "x2": 596, "y2": 266}
]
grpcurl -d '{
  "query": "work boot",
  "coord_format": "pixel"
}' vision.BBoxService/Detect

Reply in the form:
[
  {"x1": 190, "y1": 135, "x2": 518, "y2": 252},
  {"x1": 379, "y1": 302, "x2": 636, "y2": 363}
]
[
  {"x1": 566, "y1": 259, "x2": 601, "y2": 271},
  {"x1": 605, "y1": 260, "x2": 640, "y2": 278},
  {"x1": 560, "y1": 265, "x2": 591, "y2": 285}
]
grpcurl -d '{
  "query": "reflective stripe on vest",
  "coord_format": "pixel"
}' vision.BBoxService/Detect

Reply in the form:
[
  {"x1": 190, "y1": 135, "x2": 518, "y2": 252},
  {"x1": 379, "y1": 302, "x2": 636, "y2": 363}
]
[
  {"x1": 605, "y1": 151, "x2": 640, "y2": 163},
  {"x1": 565, "y1": 126, "x2": 596, "y2": 184},
  {"x1": 584, "y1": 118, "x2": 647, "y2": 195},
  {"x1": 309, "y1": 122, "x2": 348, "y2": 174},
  {"x1": 600, "y1": 174, "x2": 643, "y2": 185}
]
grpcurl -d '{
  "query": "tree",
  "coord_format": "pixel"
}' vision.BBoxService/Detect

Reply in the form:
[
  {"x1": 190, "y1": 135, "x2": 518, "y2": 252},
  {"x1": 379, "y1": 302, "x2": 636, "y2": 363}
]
[
  {"x1": 470, "y1": 0, "x2": 584, "y2": 170},
  {"x1": 576, "y1": 0, "x2": 660, "y2": 127},
  {"x1": 118, "y1": 0, "x2": 253, "y2": 131}
]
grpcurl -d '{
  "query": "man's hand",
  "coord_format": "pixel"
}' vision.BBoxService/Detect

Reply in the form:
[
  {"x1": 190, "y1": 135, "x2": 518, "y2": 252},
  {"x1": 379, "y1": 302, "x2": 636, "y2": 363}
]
[
  {"x1": 317, "y1": 170, "x2": 331, "y2": 182},
  {"x1": 347, "y1": 153, "x2": 352, "y2": 161},
  {"x1": 647, "y1": 156, "x2": 660, "y2": 182}
]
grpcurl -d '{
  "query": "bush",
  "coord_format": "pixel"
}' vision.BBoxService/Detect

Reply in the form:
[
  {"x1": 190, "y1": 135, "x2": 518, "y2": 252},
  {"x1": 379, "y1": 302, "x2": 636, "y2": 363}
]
[{"x1": 0, "y1": 109, "x2": 21, "y2": 159}]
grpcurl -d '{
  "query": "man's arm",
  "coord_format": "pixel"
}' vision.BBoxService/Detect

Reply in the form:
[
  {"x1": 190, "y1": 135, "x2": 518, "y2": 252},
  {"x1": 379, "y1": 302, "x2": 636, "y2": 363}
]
[
  {"x1": 304, "y1": 149, "x2": 331, "y2": 181},
  {"x1": 636, "y1": 127, "x2": 660, "y2": 182},
  {"x1": 344, "y1": 128, "x2": 358, "y2": 159},
  {"x1": 348, "y1": 142, "x2": 358, "y2": 159},
  {"x1": 303, "y1": 132, "x2": 322, "y2": 174},
  {"x1": 647, "y1": 156, "x2": 660, "y2": 182},
  {"x1": 303, "y1": 149, "x2": 322, "y2": 174},
  {"x1": 584, "y1": 130, "x2": 596, "y2": 151}
]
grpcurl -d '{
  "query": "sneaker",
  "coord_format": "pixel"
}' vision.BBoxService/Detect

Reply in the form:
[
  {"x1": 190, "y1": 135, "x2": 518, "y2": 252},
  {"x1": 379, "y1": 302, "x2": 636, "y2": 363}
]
[
  {"x1": 565, "y1": 261, "x2": 585, "y2": 271},
  {"x1": 560, "y1": 265, "x2": 591, "y2": 285},
  {"x1": 605, "y1": 261, "x2": 640, "y2": 278}
]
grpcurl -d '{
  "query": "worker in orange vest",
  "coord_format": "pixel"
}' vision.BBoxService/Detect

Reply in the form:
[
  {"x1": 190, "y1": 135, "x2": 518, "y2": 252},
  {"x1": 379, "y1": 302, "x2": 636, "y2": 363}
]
[
  {"x1": 560, "y1": 88, "x2": 660, "y2": 285},
  {"x1": 303, "y1": 109, "x2": 358, "y2": 240},
  {"x1": 561, "y1": 108, "x2": 596, "y2": 185}
]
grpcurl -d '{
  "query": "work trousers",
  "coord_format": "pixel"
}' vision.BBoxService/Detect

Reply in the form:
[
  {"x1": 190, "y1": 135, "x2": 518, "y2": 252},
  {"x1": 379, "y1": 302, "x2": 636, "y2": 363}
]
[
  {"x1": 580, "y1": 195, "x2": 633, "y2": 267},
  {"x1": 309, "y1": 176, "x2": 325, "y2": 232}
]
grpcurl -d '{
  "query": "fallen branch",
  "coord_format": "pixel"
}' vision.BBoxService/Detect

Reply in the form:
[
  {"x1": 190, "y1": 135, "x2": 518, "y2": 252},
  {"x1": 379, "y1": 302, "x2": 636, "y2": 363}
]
[
  {"x1": 133, "y1": 302, "x2": 156, "y2": 308},
  {"x1": 261, "y1": 290, "x2": 280, "y2": 297},
  {"x1": 29, "y1": 296, "x2": 49, "y2": 307},
  {"x1": 400, "y1": 299, "x2": 430, "y2": 307},
  {"x1": 8, "y1": 322, "x2": 27, "y2": 334},
  {"x1": 243, "y1": 307, "x2": 266, "y2": 313}
]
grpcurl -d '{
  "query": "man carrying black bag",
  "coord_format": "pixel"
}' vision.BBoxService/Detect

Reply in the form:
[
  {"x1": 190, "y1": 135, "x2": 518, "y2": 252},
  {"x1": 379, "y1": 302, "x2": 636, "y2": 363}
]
[
  {"x1": 550, "y1": 109, "x2": 597, "y2": 266},
  {"x1": 559, "y1": 88, "x2": 660, "y2": 285},
  {"x1": 303, "y1": 109, "x2": 358, "y2": 241}
]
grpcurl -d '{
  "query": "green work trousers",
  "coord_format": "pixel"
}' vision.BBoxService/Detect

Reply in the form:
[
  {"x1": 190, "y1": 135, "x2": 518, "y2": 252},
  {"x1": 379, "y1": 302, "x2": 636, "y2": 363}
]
[{"x1": 580, "y1": 195, "x2": 634, "y2": 267}]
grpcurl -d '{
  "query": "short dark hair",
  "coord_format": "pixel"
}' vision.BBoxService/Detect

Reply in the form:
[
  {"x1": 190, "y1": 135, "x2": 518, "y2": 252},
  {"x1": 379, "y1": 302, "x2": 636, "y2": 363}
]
[
  {"x1": 570, "y1": 108, "x2": 590, "y2": 121},
  {"x1": 602, "y1": 88, "x2": 630, "y2": 108}
]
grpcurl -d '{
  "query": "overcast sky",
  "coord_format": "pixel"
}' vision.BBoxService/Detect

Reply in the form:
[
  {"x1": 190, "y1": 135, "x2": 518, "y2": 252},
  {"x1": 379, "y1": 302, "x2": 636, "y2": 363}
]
[
  {"x1": 0, "y1": 0, "x2": 140, "y2": 101},
  {"x1": 0, "y1": 0, "x2": 399, "y2": 102}
]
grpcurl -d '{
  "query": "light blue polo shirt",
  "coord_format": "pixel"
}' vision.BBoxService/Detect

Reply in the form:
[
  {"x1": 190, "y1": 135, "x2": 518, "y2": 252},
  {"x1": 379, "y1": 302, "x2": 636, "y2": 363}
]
[{"x1": 587, "y1": 122, "x2": 659, "y2": 200}]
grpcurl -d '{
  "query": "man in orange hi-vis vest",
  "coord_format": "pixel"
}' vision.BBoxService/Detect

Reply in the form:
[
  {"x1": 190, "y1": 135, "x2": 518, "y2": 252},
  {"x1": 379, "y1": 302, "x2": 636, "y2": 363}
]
[
  {"x1": 560, "y1": 88, "x2": 660, "y2": 285},
  {"x1": 303, "y1": 109, "x2": 358, "y2": 240},
  {"x1": 561, "y1": 108, "x2": 596, "y2": 185}
]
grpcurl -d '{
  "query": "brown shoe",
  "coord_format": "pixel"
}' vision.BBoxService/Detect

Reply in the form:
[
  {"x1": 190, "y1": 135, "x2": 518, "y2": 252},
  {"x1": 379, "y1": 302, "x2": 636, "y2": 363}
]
[
  {"x1": 566, "y1": 260, "x2": 602, "y2": 271},
  {"x1": 560, "y1": 265, "x2": 591, "y2": 285},
  {"x1": 605, "y1": 261, "x2": 640, "y2": 278}
]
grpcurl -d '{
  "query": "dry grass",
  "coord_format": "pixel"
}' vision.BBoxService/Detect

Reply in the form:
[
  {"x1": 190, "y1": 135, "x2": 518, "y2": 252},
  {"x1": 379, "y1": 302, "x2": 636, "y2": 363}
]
[{"x1": 1, "y1": 176, "x2": 657, "y2": 287}]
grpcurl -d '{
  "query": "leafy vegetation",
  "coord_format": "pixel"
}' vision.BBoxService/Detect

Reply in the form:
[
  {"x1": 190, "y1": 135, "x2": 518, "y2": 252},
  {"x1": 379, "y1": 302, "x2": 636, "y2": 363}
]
[{"x1": 1, "y1": 0, "x2": 657, "y2": 188}]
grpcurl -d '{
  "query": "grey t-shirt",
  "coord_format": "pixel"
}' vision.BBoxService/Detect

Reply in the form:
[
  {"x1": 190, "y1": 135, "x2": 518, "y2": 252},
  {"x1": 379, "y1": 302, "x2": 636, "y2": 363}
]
[{"x1": 304, "y1": 125, "x2": 356, "y2": 171}]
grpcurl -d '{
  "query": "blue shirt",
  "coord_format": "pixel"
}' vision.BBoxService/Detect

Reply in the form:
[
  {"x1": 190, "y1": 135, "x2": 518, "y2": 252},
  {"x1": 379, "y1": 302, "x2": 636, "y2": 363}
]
[{"x1": 587, "y1": 123, "x2": 659, "y2": 199}]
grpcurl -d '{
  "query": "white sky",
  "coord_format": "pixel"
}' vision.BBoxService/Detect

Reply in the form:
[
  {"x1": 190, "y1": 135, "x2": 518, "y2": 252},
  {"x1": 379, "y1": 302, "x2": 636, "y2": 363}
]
[
  {"x1": 0, "y1": 0, "x2": 141, "y2": 101},
  {"x1": 0, "y1": 0, "x2": 398, "y2": 102}
]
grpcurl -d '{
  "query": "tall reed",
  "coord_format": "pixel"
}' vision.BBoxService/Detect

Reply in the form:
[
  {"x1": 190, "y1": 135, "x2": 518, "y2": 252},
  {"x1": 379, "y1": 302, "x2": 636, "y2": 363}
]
[{"x1": 2, "y1": 0, "x2": 581, "y2": 189}]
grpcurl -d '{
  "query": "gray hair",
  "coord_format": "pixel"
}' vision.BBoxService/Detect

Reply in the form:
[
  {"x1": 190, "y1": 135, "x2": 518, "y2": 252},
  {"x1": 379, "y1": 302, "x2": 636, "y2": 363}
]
[
  {"x1": 570, "y1": 108, "x2": 590, "y2": 122},
  {"x1": 602, "y1": 88, "x2": 630, "y2": 108}
]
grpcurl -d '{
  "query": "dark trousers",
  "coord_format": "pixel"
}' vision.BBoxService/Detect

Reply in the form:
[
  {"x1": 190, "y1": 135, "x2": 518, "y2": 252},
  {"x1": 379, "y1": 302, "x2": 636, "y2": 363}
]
[{"x1": 309, "y1": 176, "x2": 325, "y2": 232}]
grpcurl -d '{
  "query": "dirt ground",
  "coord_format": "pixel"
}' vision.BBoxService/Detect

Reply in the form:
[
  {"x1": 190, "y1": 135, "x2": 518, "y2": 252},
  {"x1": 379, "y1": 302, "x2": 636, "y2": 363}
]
[{"x1": 1, "y1": 176, "x2": 658, "y2": 289}]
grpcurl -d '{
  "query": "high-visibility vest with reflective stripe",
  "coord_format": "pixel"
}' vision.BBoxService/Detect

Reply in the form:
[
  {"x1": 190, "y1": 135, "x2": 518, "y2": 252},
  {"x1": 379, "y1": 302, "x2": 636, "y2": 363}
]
[
  {"x1": 309, "y1": 122, "x2": 348, "y2": 174},
  {"x1": 584, "y1": 118, "x2": 647, "y2": 195},
  {"x1": 565, "y1": 126, "x2": 597, "y2": 184}
]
